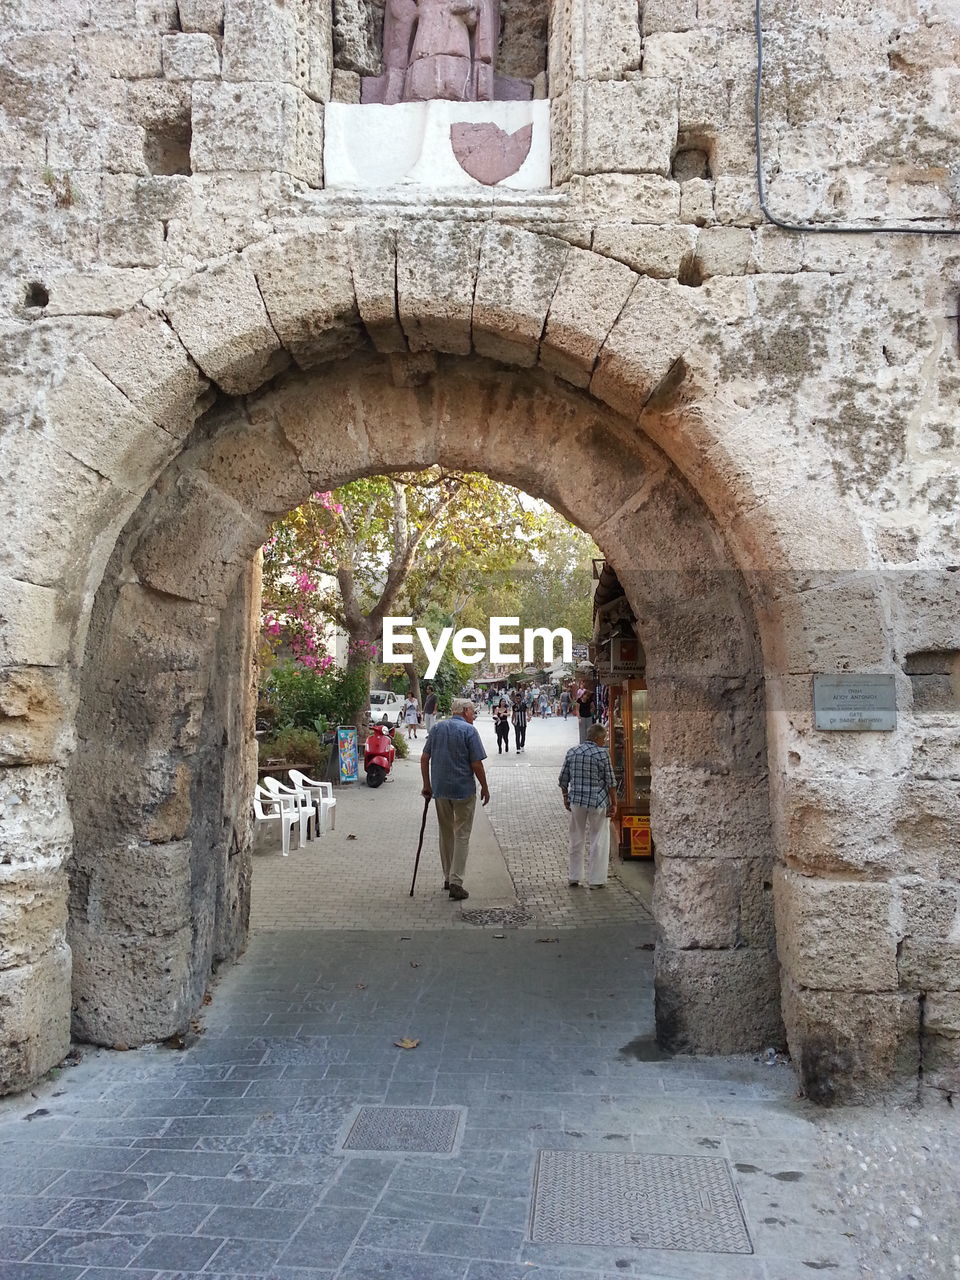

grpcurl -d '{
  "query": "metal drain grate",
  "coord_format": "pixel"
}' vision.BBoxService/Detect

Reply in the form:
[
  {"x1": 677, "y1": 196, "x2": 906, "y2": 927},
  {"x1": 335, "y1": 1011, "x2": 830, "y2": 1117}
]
[
  {"x1": 341, "y1": 1106, "x2": 464, "y2": 1154},
  {"x1": 530, "y1": 1151, "x2": 752, "y2": 1254},
  {"x1": 459, "y1": 906, "x2": 532, "y2": 927}
]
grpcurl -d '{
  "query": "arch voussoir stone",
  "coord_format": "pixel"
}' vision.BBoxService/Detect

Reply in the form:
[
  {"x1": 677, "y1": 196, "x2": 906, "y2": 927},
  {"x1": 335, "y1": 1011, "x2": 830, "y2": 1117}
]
[
  {"x1": 163, "y1": 257, "x2": 290, "y2": 396},
  {"x1": 472, "y1": 225, "x2": 569, "y2": 368},
  {"x1": 541, "y1": 245, "x2": 638, "y2": 388},
  {"x1": 349, "y1": 225, "x2": 407, "y2": 355},
  {"x1": 396, "y1": 221, "x2": 482, "y2": 355},
  {"x1": 244, "y1": 228, "x2": 363, "y2": 369}
]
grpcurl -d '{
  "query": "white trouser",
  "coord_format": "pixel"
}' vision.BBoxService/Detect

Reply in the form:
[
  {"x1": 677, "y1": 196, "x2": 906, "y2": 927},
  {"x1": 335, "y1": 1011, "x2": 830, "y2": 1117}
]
[
  {"x1": 568, "y1": 805, "x2": 610, "y2": 886},
  {"x1": 424, "y1": 713, "x2": 437, "y2": 730}
]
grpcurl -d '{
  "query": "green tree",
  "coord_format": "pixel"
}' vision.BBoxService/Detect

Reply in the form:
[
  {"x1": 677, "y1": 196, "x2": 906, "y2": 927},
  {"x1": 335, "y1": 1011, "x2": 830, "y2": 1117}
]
[{"x1": 261, "y1": 471, "x2": 544, "y2": 696}]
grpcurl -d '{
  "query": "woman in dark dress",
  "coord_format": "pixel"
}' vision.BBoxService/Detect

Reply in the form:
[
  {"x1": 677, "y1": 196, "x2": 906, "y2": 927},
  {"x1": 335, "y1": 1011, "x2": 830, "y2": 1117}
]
[{"x1": 493, "y1": 698, "x2": 511, "y2": 753}]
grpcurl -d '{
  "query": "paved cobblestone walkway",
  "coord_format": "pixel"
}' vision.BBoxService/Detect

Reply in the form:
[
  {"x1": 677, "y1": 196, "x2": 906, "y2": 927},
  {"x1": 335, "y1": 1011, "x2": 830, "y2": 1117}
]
[
  {"x1": 0, "y1": 928, "x2": 861, "y2": 1279},
  {"x1": 251, "y1": 715, "x2": 651, "y2": 932}
]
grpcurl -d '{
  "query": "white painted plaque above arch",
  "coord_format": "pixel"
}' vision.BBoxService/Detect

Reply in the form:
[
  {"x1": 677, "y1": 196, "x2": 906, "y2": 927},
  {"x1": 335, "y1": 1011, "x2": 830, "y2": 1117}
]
[{"x1": 324, "y1": 100, "x2": 551, "y2": 191}]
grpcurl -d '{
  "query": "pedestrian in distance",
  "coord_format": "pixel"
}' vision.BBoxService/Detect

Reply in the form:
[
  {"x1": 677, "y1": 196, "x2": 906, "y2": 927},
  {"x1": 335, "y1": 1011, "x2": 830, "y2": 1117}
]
[
  {"x1": 575, "y1": 683, "x2": 596, "y2": 742},
  {"x1": 420, "y1": 698, "x2": 490, "y2": 901},
  {"x1": 402, "y1": 693, "x2": 421, "y2": 740},
  {"x1": 493, "y1": 697, "x2": 511, "y2": 753},
  {"x1": 511, "y1": 691, "x2": 527, "y2": 753},
  {"x1": 559, "y1": 688, "x2": 571, "y2": 719},
  {"x1": 559, "y1": 722, "x2": 616, "y2": 889},
  {"x1": 422, "y1": 683, "x2": 438, "y2": 732}
]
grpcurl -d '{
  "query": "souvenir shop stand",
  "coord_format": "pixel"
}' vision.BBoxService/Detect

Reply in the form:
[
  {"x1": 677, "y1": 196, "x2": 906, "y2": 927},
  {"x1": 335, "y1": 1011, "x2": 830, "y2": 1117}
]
[{"x1": 592, "y1": 563, "x2": 653, "y2": 861}]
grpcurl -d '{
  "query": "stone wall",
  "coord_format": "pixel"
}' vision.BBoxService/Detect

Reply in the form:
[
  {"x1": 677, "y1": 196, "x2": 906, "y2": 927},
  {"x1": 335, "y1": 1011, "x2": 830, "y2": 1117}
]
[{"x1": 0, "y1": 0, "x2": 957, "y2": 1101}]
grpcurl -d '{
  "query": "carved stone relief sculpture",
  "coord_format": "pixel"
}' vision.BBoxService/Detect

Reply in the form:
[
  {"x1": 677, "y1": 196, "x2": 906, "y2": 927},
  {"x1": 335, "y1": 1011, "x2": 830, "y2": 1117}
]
[{"x1": 362, "y1": 0, "x2": 532, "y2": 103}]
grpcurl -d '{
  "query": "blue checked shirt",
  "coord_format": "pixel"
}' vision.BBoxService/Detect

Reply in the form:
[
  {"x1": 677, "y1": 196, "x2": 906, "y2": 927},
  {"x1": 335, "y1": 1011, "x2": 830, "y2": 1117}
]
[{"x1": 558, "y1": 742, "x2": 616, "y2": 810}]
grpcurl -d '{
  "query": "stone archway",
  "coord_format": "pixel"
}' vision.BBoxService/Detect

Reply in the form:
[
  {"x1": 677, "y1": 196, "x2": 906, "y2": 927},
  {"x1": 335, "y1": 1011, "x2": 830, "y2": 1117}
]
[
  {"x1": 68, "y1": 350, "x2": 779, "y2": 1061},
  {"x1": 3, "y1": 223, "x2": 905, "y2": 1104}
]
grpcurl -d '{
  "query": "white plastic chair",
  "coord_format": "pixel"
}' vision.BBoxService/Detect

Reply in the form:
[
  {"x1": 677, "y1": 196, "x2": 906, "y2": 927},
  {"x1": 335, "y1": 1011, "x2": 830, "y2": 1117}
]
[
  {"x1": 288, "y1": 769, "x2": 337, "y2": 834},
  {"x1": 253, "y1": 785, "x2": 299, "y2": 857},
  {"x1": 261, "y1": 775, "x2": 313, "y2": 845}
]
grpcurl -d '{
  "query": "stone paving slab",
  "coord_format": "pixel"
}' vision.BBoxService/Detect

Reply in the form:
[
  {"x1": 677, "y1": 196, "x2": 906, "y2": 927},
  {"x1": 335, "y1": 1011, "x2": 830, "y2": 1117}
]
[{"x1": 0, "y1": 927, "x2": 859, "y2": 1279}]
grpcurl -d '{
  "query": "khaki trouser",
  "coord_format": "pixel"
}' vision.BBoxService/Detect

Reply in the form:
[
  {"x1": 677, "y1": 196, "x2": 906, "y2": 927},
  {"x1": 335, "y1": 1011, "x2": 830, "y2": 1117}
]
[{"x1": 434, "y1": 795, "x2": 477, "y2": 887}]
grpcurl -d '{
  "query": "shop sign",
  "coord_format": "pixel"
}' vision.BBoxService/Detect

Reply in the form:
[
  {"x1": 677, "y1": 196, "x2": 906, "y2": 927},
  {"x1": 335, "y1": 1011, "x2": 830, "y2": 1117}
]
[
  {"x1": 813, "y1": 675, "x2": 897, "y2": 731},
  {"x1": 622, "y1": 813, "x2": 652, "y2": 858},
  {"x1": 605, "y1": 637, "x2": 643, "y2": 677}
]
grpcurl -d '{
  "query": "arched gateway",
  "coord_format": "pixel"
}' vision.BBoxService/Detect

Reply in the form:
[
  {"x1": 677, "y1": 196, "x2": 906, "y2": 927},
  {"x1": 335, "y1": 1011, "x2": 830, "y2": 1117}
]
[{"x1": 0, "y1": 224, "x2": 931, "y2": 1104}]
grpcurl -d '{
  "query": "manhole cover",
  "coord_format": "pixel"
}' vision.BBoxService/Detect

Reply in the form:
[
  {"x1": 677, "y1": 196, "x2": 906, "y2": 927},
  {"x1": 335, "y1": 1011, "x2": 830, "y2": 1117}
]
[
  {"x1": 530, "y1": 1151, "x2": 752, "y2": 1254},
  {"x1": 341, "y1": 1106, "x2": 464, "y2": 1154},
  {"x1": 459, "y1": 906, "x2": 532, "y2": 927}
]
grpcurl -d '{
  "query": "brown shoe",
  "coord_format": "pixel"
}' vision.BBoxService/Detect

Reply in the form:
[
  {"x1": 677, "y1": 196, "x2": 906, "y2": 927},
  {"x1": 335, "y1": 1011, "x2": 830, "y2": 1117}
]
[
  {"x1": 448, "y1": 884, "x2": 469, "y2": 900},
  {"x1": 444, "y1": 880, "x2": 450, "y2": 890}
]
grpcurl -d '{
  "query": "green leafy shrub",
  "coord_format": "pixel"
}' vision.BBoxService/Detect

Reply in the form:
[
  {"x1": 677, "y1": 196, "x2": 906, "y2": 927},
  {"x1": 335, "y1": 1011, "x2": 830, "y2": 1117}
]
[
  {"x1": 391, "y1": 732, "x2": 409, "y2": 760},
  {"x1": 258, "y1": 727, "x2": 330, "y2": 772},
  {"x1": 259, "y1": 660, "x2": 368, "y2": 733}
]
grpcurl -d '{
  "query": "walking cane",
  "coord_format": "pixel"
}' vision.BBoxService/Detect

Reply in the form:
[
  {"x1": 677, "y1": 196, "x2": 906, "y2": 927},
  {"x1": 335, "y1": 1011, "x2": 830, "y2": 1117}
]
[{"x1": 409, "y1": 795, "x2": 431, "y2": 897}]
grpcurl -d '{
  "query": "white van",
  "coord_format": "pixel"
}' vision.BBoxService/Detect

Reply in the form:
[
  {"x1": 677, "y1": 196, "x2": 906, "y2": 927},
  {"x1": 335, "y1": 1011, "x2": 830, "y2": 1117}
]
[{"x1": 369, "y1": 689, "x2": 403, "y2": 723}]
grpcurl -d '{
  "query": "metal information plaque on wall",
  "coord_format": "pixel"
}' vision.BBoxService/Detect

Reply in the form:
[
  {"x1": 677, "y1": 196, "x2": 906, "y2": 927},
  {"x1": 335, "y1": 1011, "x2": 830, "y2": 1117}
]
[{"x1": 813, "y1": 674, "x2": 897, "y2": 731}]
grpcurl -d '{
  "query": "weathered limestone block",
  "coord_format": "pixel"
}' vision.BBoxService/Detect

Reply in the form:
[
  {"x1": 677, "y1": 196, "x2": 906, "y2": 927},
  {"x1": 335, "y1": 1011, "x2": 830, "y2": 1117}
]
[
  {"x1": 894, "y1": 781, "x2": 960, "y2": 877},
  {"x1": 332, "y1": 0, "x2": 383, "y2": 76},
  {"x1": 590, "y1": 276, "x2": 702, "y2": 418},
  {"x1": 775, "y1": 869, "x2": 900, "y2": 993},
  {"x1": 679, "y1": 177, "x2": 715, "y2": 226},
  {"x1": 696, "y1": 226, "x2": 753, "y2": 277},
  {"x1": 472, "y1": 227, "x2": 569, "y2": 368},
  {"x1": 776, "y1": 767, "x2": 910, "y2": 878},
  {"x1": 591, "y1": 224, "x2": 699, "y2": 279},
  {"x1": 163, "y1": 256, "x2": 289, "y2": 395},
  {"x1": 70, "y1": 921, "x2": 194, "y2": 1045},
  {"x1": 45, "y1": 358, "x2": 181, "y2": 495},
  {"x1": 656, "y1": 947, "x2": 783, "y2": 1054},
  {"x1": 541, "y1": 247, "x2": 636, "y2": 387},
  {"x1": 0, "y1": 867, "x2": 68, "y2": 969},
  {"x1": 257, "y1": 379, "x2": 369, "y2": 484},
  {"x1": 580, "y1": 0, "x2": 643, "y2": 80},
  {"x1": 898, "y1": 940, "x2": 960, "y2": 992},
  {"x1": 0, "y1": 580, "x2": 69, "y2": 668},
  {"x1": 43, "y1": 268, "x2": 164, "y2": 318},
  {"x1": 651, "y1": 766, "x2": 772, "y2": 861},
  {"x1": 178, "y1": 0, "x2": 224, "y2": 33},
  {"x1": 782, "y1": 981, "x2": 919, "y2": 1104},
  {"x1": 766, "y1": 573, "x2": 892, "y2": 673},
  {"x1": 0, "y1": 427, "x2": 129, "y2": 592},
  {"x1": 642, "y1": 0, "x2": 698, "y2": 33},
  {"x1": 0, "y1": 765, "x2": 72, "y2": 870},
  {"x1": 654, "y1": 857, "x2": 742, "y2": 950},
  {"x1": 191, "y1": 82, "x2": 323, "y2": 186},
  {"x1": 396, "y1": 222, "x2": 482, "y2": 356},
  {"x1": 562, "y1": 80, "x2": 677, "y2": 180},
  {"x1": 0, "y1": 946, "x2": 71, "y2": 1095},
  {"x1": 643, "y1": 30, "x2": 721, "y2": 80},
  {"x1": 245, "y1": 230, "x2": 362, "y2": 368},
  {"x1": 0, "y1": 669, "x2": 75, "y2": 767},
  {"x1": 98, "y1": 216, "x2": 165, "y2": 270},
  {"x1": 921, "y1": 992, "x2": 960, "y2": 1097},
  {"x1": 222, "y1": 0, "x2": 332, "y2": 102},
  {"x1": 648, "y1": 673, "x2": 766, "y2": 775},
  {"x1": 570, "y1": 173, "x2": 682, "y2": 222},
  {"x1": 83, "y1": 307, "x2": 210, "y2": 440},
  {"x1": 78, "y1": 840, "x2": 192, "y2": 936},
  {"x1": 131, "y1": 472, "x2": 267, "y2": 607},
  {"x1": 349, "y1": 225, "x2": 406, "y2": 353},
  {"x1": 74, "y1": 33, "x2": 164, "y2": 79},
  {"x1": 892, "y1": 570, "x2": 960, "y2": 656},
  {"x1": 196, "y1": 417, "x2": 311, "y2": 517},
  {"x1": 162, "y1": 32, "x2": 220, "y2": 79}
]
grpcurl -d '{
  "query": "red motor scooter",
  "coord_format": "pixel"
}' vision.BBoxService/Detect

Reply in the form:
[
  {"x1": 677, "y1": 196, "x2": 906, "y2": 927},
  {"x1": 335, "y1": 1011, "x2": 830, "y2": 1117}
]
[{"x1": 363, "y1": 717, "x2": 396, "y2": 788}]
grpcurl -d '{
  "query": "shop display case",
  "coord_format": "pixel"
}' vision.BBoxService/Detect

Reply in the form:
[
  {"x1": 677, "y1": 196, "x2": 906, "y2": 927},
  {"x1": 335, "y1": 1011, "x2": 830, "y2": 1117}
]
[{"x1": 608, "y1": 679, "x2": 652, "y2": 859}]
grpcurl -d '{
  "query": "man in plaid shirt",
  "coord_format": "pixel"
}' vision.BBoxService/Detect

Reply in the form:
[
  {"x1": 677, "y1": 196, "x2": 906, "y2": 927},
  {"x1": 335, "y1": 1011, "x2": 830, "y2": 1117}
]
[{"x1": 558, "y1": 722, "x2": 617, "y2": 889}]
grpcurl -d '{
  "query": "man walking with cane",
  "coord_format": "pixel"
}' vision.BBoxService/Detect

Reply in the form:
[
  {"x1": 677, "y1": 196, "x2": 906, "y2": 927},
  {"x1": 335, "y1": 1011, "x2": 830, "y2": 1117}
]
[{"x1": 420, "y1": 698, "x2": 489, "y2": 901}]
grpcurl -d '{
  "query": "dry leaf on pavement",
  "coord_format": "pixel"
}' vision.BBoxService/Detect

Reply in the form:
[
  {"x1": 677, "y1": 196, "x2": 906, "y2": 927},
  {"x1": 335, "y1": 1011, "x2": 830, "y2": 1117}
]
[{"x1": 394, "y1": 1037, "x2": 420, "y2": 1050}]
